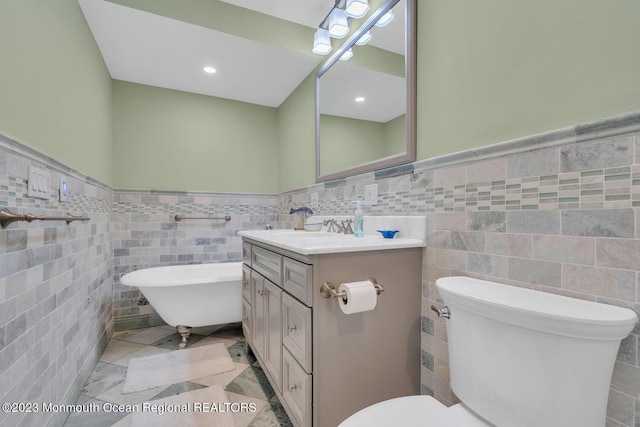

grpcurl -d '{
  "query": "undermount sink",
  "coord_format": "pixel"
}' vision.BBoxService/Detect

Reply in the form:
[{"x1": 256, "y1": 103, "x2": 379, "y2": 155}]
[{"x1": 239, "y1": 216, "x2": 426, "y2": 255}]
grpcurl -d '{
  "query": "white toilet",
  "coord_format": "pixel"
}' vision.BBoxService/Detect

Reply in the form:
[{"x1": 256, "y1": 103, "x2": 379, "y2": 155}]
[{"x1": 340, "y1": 276, "x2": 637, "y2": 427}]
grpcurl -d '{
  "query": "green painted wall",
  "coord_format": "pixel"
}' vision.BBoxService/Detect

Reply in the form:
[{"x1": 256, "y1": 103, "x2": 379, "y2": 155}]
[
  {"x1": 277, "y1": 73, "x2": 317, "y2": 193},
  {"x1": 384, "y1": 114, "x2": 406, "y2": 156},
  {"x1": 416, "y1": 0, "x2": 640, "y2": 160},
  {"x1": 319, "y1": 115, "x2": 387, "y2": 176},
  {"x1": 0, "y1": 0, "x2": 113, "y2": 184},
  {"x1": 112, "y1": 81, "x2": 280, "y2": 193}
]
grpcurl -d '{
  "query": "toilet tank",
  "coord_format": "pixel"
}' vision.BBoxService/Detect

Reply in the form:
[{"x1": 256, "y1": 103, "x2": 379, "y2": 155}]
[{"x1": 436, "y1": 276, "x2": 637, "y2": 427}]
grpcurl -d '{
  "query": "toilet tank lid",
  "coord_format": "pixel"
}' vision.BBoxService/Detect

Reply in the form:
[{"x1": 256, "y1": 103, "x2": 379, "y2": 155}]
[{"x1": 436, "y1": 276, "x2": 637, "y2": 340}]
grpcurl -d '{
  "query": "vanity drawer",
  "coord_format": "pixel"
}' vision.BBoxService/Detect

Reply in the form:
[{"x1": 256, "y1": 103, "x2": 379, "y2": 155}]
[
  {"x1": 242, "y1": 242, "x2": 252, "y2": 265},
  {"x1": 282, "y1": 348, "x2": 311, "y2": 427},
  {"x1": 283, "y1": 258, "x2": 312, "y2": 306},
  {"x1": 282, "y1": 293, "x2": 312, "y2": 373},
  {"x1": 252, "y1": 246, "x2": 282, "y2": 286},
  {"x1": 242, "y1": 264, "x2": 252, "y2": 303}
]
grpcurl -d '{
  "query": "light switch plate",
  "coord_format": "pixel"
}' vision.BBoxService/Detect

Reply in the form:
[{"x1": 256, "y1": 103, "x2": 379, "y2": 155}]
[
  {"x1": 365, "y1": 184, "x2": 378, "y2": 205},
  {"x1": 310, "y1": 192, "x2": 319, "y2": 208},
  {"x1": 27, "y1": 166, "x2": 51, "y2": 200}
]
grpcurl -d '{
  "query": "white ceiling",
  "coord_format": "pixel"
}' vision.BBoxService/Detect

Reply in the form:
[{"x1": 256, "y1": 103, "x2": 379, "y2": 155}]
[{"x1": 78, "y1": 0, "x2": 406, "y2": 119}]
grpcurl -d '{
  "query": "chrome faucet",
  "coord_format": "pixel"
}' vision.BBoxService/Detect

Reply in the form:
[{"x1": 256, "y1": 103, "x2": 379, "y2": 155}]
[
  {"x1": 323, "y1": 218, "x2": 354, "y2": 234},
  {"x1": 341, "y1": 219, "x2": 354, "y2": 235},
  {"x1": 323, "y1": 219, "x2": 342, "y2": 233}
]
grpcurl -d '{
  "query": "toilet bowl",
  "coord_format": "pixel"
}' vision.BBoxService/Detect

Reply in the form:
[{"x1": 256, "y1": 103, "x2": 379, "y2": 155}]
[
  {"x1": 339, "y1": 276, "x2": 638, "y2": 427},
  {"x1": 339, "y1": 395, "x2": 489, "y2": 426}
]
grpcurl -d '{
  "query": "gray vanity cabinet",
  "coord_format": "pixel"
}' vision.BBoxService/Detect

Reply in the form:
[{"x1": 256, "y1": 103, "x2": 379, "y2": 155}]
[{"x1": 241, "y1": 239, "x2": 421, "y2": 427}]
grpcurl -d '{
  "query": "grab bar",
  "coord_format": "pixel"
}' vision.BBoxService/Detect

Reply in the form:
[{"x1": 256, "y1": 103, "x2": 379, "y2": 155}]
[
  {"x1": 174, "y1": 214, "x2": 231, "y2": 222},
  {"x1": 0, "y1": 208, "x2": 90, "y2": 228}
]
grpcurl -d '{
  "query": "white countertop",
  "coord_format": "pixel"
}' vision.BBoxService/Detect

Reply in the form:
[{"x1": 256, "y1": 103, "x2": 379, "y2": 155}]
[{"x1": 238, "y1": 216, "x2": 426, "y2": 255}]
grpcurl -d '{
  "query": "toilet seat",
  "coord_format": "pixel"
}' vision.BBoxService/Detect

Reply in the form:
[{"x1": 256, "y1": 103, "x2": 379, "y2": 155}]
[{"x1": 338, "y1": 395, "x2": 490, "y2": 427}]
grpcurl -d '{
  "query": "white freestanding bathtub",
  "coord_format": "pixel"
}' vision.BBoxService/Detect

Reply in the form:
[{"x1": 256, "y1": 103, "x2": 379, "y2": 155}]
[{"x1": 120, "y1": 262, "x2": 243, "y2": 348}]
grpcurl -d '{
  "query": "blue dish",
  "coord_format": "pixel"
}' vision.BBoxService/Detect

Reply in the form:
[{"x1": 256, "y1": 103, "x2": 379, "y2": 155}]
[{"x1": 377, "y1": 229, "x2": 399, "y2": 239}]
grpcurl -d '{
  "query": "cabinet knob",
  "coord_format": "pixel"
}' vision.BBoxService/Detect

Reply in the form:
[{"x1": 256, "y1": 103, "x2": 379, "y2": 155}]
[
  {"x1": 288, "y1": 325, "x2": 297, "y2": 332},
  {"x1": 289, "y1": 384, "x2": 297, "y2": 392},
  {"x1": 258, "y1": 289, "x2": 268, "y2": 296}
]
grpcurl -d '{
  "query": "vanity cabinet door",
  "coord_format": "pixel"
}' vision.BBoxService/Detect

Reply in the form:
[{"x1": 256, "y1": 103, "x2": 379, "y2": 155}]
[
  {"x1": 242, "y1": 297, "x2": 251, "y2": 347},
  {"x1": 252, "y1": 272, "x2": 266, "y2": 359},
  {"x1": 263, "y1": 279, "x2": 283, "y2": 393},
  {"x1": 242, "y1": 264, "x2": 252, "y2": 303}
]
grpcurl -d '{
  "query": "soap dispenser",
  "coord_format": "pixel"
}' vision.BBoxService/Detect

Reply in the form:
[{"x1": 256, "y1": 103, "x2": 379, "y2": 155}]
[{"x1": 353, "y1": 200, "x2": 364, "y2": 237}]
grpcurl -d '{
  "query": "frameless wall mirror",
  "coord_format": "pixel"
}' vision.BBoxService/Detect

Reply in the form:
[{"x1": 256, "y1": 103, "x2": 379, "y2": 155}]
[{"x1": 315, "y1": 0, "x2": 415, "y2": 182}]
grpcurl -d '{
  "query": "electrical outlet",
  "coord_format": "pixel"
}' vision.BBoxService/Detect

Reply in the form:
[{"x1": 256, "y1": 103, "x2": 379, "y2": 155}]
[
  {"x1": 365, "y1": 184, "x2": 378, "y2": 205},
  {"x1": 27, "y1": 166, "x2": 51, "y2": 200},
  {"x1": 310, "y1": 192, "x2": 319, "y2": 208}
]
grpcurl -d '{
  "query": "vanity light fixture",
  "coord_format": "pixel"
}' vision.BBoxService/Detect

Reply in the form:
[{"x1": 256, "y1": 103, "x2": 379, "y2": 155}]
[
  {"x1": 327, "y1": 7, "x2": 350, "y2": 38},
  {"x1": 355, "y1": 30, "x2": 371, "y2": 45},
  {"x1": 203, "y1": 66, "x2": 216, "y2": 74},
  {"x1": 339, "y1": 48, "x2": 353, "y2": 61},
  {"x1": 312, "y1": 28, "x2": 333, "y2": 55},
  {"x1": 345, "y1": 0, "x2": 370, "y2": 18},
  {"x1": 355, "y1": 96, "x2": 365, "y2": 102},
  {"x1": 313, "y1": 0, "x2": 353, "y2": 55},
  {"x1": 375, "y1": 9, "x2": 394, "y2": 27}
]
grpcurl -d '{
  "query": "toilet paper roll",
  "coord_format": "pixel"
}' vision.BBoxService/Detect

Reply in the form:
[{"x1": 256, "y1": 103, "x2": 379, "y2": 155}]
[{"x1": 338, "y1": 280, "x2": 378, "y2": 314}]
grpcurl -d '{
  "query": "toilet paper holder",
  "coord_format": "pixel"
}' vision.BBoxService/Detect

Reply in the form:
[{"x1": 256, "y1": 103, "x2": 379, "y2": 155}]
[{"x1": 320, "y1": 277, "x2": 384, "y2": 302}]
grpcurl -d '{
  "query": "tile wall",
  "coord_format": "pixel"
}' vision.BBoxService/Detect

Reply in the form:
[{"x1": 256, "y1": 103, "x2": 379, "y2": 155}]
[
  {"x1": 111, "y1": 191, "x2": 278, "y2": 330},
  {"x1": 278, "y1": 112, "x2": 640, "y2": 427},
  {"x1": 0, "y1": 134, "x2": 113, "y2": 427}
]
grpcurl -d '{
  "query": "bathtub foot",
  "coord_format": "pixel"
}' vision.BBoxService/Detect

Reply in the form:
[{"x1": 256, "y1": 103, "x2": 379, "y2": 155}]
[{"x1": 176, "y1": 325, "x2": 192, "y2": 350}]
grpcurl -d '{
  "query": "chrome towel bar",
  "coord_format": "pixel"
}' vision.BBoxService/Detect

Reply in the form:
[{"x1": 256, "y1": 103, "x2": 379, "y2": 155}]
[
  {"x1": 0, "y1": 208, "x2": 90, "y2": 228},
  {"x1": 174, "y1": 214, "x2": 231, "y2": 222}
]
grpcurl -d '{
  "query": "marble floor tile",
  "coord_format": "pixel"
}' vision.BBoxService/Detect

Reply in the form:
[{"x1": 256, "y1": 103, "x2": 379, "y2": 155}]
[
  {"x1": 82, "y1": 363, "x2": 127, "y2": 397},
  {"x1": 64, "y1": 324, "x2": 292, "y2": 427},
  {"x1": 119, "y1": 327, "x2": 176, "y2": 345},
  {"x1": 109, "y1": 345, "x2": 172, "y2": 368},
  {"x1": 225, "y1": 364, "x2": 276, "y2": 401},
  {"x1": 226, "y1": 390, "x2": 268, "y2": 427},
  {"x1": 111, "y1": 329, "x2": 141, "y2": 340},
  {"x1": 227, "y1": 340, "x2": 257, "y2": 365},
  {"x1": 99, "y1": 340, "x2": 146, "y2": 363},
  {"x1": 248, "y1": 397, "x2": 294, "y2": 427},
  {"x1": 149, "y1": 332, "x2": 207, "y2": 350},
  {"x1": 188, "y1": 335, "x2": 236, "y2": 349},
  {"x1": 192, "y1": 362, "x2": 250, "y2": 388},
  {"x1": 94, "y1": 380, "x2": 165, "y2": 406},
  {"x1": 150, "y1": 380, "x2": 208, "y2": 400},
  {"x1": 63, "y1": 397, "x2": 127, "y2": 427},
  {"x1": 214, "y1": 323, "x2": 244, "y2": 340}
]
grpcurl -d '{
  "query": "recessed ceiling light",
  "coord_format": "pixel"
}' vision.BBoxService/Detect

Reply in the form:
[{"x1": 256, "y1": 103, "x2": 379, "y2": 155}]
[
  {"x1": 203, "y1": 66, "x2": 216, "y2": 74},
  {"x1": 355, "y1": 96, "x2": 365, "y2": 102}
]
